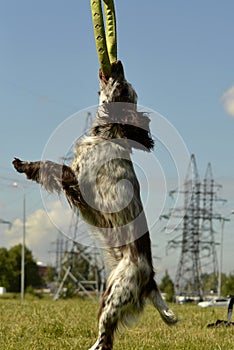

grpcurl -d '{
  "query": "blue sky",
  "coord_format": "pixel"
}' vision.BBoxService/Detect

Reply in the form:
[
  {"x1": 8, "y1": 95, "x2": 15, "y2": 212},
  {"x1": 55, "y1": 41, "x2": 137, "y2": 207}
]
[{"x1": 0, "y1": 1, "x2": 234, "y2": 278}]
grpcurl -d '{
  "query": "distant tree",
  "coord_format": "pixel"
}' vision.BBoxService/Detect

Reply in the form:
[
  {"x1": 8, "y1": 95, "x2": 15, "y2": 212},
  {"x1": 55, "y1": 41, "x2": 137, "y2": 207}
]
[
  {"x1": 24, "y1": 246, "x2": 42, "y2": 289},
  {"x1": 0, "y1": 244, "x2": 42, "y2": 292},
  {"x1": 200, "y1": 272, "x2": 234, "y2": 296},
  {"x1": 44, "y1": 265, "x2": 56, "y2": 284},
  {"x1": 7, "y1": 244, "x2": 23, "y2": 292},
  {"x1": 222, "y1": 272, "x2": 234, "y2": 297},
  {"x1": 0, "y1": 247, "x2": 11, "y2": 290},
  {"x1": 201, "y1": 272, "x2": 218, "y2": 294},
  {"x1": 159, "y1": 270, "x2": 175, "y2": 302}
]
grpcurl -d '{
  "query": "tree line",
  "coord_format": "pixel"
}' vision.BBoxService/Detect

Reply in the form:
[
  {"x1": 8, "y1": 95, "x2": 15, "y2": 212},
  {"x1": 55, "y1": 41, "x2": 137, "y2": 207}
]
[
  {"x1": 0, "y1": 244, "x2": 42, "y2": 292},
  {"x1": 160, "y1": 270, "x2": 234, "y2": 302},
  {"x1": 1, "y1": 244, "x2": 233, "y2": 298}
]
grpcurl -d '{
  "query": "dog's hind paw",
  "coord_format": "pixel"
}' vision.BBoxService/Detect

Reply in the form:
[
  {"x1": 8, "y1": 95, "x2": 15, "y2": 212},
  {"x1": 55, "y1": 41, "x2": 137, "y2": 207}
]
[{"x1": 161, "y1": 308, "x2": 178, "y2": 325}]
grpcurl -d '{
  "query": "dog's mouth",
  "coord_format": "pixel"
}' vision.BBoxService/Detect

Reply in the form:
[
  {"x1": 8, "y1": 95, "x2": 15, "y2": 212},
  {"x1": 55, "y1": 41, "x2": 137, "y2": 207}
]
[{"x1": 99, "y1": 60, "x2": 125, "y2": 84}]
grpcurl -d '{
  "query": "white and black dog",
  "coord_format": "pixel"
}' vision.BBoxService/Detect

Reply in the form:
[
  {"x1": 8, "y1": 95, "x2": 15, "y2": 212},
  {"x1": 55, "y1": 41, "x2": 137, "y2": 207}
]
[{"x1": 13, "y1": 61, "x2": 177, "y2": 350}]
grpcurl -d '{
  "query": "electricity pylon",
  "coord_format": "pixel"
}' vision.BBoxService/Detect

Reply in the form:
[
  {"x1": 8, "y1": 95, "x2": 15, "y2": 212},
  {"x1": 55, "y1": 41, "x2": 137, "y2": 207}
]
[{"x1": 163, "y1": 154, "x2": 226, "y2": 298}]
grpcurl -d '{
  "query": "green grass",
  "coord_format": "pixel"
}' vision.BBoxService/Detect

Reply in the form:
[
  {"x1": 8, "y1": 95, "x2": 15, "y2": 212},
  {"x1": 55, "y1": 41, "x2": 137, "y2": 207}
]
[{"x1": 0, "y1": 295, "x2": 234, "y2": 350}]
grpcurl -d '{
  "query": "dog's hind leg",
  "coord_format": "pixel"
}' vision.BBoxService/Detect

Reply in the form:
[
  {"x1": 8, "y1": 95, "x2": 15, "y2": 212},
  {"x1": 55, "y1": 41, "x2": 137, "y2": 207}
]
[
  {"x1": 148, "y1": 279, "x2": 178, "y2": 325},
  {"x1": 89, "y1": 257, "x2": 144, "y2": 350}
]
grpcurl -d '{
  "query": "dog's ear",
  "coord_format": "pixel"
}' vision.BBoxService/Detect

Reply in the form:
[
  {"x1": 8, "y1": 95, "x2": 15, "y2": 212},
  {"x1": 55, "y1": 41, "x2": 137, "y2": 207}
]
[
  {"x1": 124, "y1": 125, "x2": 154, "y2": 152},
  {"x1": 123, "y1": 112, "x2": 154, "y2": 152}
]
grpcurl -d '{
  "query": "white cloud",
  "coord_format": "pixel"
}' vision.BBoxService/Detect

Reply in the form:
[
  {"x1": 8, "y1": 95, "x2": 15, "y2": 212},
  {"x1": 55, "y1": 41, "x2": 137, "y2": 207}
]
[
  {"x1": 3, "y1": 200, "x2": 72, "y2": 264},
  {"x1": 2, "y1": 197, "x2": 100, "y2": 264},
  {"x1": 221, "y1": 85, "x2": 234, "y2": 117}
]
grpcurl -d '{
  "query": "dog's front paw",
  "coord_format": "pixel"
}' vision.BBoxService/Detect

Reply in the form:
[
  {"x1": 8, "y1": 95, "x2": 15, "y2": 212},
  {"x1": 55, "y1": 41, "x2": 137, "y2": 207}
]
[{"x1": 12, "y1": 158, "x2": 28, "y2": 174}]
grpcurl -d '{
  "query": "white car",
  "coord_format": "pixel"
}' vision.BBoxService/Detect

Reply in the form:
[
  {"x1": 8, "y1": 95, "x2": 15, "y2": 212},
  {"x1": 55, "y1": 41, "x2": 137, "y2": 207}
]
[{"x1": 198, "y1": 297, "x2": 229, "y2": 308}]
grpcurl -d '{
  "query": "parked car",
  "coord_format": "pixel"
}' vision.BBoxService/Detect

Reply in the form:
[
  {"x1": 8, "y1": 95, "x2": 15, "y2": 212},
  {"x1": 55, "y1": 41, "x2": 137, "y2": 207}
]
[{"x1": 198, "y1": 297, "x2": 229, "y2": 308}]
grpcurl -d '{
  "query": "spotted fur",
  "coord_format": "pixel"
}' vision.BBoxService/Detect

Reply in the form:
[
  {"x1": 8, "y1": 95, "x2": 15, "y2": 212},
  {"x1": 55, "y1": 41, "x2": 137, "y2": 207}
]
[{"x1": 13, "y1": 61, "x2": 177, "y2": 350}]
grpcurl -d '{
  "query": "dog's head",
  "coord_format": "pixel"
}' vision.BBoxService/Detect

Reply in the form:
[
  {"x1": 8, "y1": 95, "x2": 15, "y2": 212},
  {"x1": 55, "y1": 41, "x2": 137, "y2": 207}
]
[
  {"x1": 98, "y1": 61, "x2": 137, "y2": 105},
  {"x1": 91, "y1": 61, "x2": 154, "y2": 152}
]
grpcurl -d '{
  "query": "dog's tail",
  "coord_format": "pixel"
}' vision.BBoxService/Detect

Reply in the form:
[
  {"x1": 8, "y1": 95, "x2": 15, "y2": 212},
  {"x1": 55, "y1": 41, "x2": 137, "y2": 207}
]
[{"x1": 148, "y1": 280, "x2": 178, "y2": 325}]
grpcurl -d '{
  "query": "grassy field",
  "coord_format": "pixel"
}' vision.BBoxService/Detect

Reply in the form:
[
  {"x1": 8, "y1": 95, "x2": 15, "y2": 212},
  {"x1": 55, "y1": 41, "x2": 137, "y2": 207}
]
[{"x1": 0, "y1": 295, "x2": 233, "y2": 350}]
